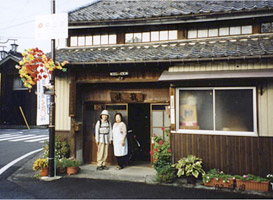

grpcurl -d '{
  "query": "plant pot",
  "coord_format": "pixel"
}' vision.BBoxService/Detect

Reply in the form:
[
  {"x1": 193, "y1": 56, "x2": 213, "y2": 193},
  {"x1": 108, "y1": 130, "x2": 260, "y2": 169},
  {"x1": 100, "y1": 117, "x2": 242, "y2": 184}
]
[
  {"x1": 186, "y1": 176, "x2": 197, "y2": 184},
  {"x1": 66, "y1": 166, "x2": 78, "y2": 176},
  {"x1": 40, "y1": 167, "x2": 48, "y2": 177},
  {"x1": 204, "y1": 178, "x2": 235, "y2": 189},
  {"x1": 236, "y1": 179, "x2": 269, "y2": 192},
  {"x1": 57, "y1": 167, "x2": 66, "y2": 175}
]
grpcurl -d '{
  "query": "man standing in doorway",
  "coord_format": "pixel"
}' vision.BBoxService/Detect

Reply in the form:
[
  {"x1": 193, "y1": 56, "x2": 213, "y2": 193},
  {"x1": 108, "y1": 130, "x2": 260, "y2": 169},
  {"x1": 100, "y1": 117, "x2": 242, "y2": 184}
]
[{"x1": 95, "y1": 110, "x2": 112, "y2": 170}]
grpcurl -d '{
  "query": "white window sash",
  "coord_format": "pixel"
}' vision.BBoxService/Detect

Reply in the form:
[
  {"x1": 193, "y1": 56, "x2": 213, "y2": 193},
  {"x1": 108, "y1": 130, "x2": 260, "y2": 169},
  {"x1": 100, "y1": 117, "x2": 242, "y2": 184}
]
[{"x1": 175, "y1": 87, "x2": 257, "y2": 136}]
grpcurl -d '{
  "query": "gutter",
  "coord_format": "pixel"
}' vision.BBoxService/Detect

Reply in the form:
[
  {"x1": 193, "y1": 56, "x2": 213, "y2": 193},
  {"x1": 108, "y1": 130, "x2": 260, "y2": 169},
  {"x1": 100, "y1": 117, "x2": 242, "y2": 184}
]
[{"x1": 67, "y1": 55, "x2": 273, "y2": 66}]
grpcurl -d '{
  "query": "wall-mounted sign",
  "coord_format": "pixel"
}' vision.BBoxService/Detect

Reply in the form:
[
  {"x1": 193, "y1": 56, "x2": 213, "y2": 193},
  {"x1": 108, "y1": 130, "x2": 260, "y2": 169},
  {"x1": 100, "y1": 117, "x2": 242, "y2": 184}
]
[
  {"x1": 35, "y1": 13, "x2": 68, "y2": 40},
  {"x1": 110, "y1": 91, "x2": 144, "y2": 102},
  {"x1": 109, "y1": 71, "x2": 129, "y2": 76}
]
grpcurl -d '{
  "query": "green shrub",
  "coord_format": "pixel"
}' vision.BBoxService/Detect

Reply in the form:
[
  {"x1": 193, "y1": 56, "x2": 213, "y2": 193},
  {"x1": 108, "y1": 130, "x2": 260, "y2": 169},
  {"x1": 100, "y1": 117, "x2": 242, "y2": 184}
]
[
  {"x1": 202, "y1": 168, "x2": 234, "y2": 184},
  {"x1": 172, "y1": 155, "x2": 205, "y2": 179},
  {"x1": 43, "y1": 136, "x2": 70, "y2": 159},
  {"x1": 150, "y1": 129, "x2": 176, "y2": 183}
]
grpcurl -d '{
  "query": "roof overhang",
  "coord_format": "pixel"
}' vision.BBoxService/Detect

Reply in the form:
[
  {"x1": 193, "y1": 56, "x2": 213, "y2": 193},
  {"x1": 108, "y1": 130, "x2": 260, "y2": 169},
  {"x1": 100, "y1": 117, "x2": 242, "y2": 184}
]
[
  {"x1": 0, "y1": 55, "x2": 20, "y2": 66},
  {"x1": 69, "y1": 12, "x2": 273, "y2": 29},
  {"x1": 159, "y1": 69, "x2": 273, "y2": 81}
]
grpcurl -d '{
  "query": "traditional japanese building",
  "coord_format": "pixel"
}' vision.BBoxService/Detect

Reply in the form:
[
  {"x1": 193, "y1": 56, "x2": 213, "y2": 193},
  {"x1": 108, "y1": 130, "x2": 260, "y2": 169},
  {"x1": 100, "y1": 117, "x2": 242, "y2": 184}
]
[
  {"x1": 54, "y1": 0, "x2": 273, "y2": 177},
  {"x1": 0, "y1": 43, "x2": 37, "y2": 127}
]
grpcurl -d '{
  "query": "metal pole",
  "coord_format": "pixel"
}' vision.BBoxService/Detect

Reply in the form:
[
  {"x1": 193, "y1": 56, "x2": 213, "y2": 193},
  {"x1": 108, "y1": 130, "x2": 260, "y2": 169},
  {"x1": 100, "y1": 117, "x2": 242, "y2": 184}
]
[{"x1": 48, "y1": 0, "x2": 56, "y2": 177}]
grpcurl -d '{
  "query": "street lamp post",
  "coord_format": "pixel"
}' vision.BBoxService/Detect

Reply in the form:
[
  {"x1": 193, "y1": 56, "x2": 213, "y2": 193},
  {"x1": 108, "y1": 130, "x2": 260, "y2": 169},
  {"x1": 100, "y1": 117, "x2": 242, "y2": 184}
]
[{"x1": 48, "y1": 0, "x2": 56, "y2": 177}]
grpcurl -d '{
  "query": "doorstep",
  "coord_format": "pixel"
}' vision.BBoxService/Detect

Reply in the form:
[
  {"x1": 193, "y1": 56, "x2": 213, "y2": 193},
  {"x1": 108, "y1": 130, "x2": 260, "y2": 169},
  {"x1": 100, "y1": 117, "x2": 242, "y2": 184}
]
[{"x1": 67, "y1": 164, "x2": 157, "y2": 184}]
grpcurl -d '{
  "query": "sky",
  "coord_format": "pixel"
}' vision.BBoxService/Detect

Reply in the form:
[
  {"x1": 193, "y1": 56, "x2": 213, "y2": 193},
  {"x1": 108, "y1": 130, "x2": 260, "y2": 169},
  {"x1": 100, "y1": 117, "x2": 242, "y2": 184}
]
[{"x1": 0, "y1": 0, "x2": 95, "y2": 54}]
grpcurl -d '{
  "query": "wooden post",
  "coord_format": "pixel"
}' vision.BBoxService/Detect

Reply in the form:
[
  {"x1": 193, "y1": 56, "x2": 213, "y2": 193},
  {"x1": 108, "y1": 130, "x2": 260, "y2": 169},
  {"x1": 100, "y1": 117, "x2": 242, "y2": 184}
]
[{"x1": 19, "y1": 106, "x2": 30, "y2": 130}]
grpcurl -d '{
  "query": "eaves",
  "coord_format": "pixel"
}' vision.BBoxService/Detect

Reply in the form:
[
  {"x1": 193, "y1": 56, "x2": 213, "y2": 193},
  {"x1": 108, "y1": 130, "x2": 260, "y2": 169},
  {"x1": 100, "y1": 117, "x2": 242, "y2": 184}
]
[
  {"x1": 68, "y1": 11, "x2": 273, "y2": 29},
  {"x1": 66, "y1": 55, "x2": 273, "y2": 66}
]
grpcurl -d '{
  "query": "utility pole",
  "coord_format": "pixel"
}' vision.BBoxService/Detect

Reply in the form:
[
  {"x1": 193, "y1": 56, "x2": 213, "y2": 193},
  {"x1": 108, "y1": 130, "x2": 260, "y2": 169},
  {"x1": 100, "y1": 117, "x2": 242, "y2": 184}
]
[{"x1": 48, "y1": 0, "x2": 56, "y2": 177}]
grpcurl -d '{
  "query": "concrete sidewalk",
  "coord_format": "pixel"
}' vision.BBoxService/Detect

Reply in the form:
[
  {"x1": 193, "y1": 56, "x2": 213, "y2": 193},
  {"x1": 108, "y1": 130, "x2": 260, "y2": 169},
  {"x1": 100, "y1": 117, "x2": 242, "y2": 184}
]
[
  {"x1": 8, "y1": 152, "x2": 273, "y2": 199},
  {"x1": 75, "y1": 163, "x2": 157, "y2": 184}
]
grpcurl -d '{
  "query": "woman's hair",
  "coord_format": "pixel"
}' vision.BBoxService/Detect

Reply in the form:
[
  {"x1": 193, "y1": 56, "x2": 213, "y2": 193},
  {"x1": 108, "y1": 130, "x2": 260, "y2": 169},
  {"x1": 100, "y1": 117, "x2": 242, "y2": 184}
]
[{"x1": 114, "y1": 113, "x2": 123, "y2": 121}]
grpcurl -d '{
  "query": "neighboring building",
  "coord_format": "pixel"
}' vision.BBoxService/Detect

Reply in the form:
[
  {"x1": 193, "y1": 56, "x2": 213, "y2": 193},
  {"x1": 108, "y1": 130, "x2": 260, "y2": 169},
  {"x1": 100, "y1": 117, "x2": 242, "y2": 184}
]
[
  {"x1": 0, "y1": 44, "x2": 37, "y2": 127},
  {"x1": 54, "y1": 0, "x2": 273, "y2": 177}
]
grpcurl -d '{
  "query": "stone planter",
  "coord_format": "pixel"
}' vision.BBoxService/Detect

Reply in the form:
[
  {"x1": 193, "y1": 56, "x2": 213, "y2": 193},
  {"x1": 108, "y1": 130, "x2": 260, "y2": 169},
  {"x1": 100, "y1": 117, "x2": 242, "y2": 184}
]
[
  {"x1": 236, "y1": 179, "x2": 269, "y2": 192},
  {"x1": 204, "y1": 178, "x2": 235, "y2": 189}
]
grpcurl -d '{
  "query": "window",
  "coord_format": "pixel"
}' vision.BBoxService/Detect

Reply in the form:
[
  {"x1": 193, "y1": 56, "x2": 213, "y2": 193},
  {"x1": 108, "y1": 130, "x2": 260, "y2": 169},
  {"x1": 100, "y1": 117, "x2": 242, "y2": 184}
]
[
  {"x1": 70, "y1": 34, "x2": 117, "y2": 47},
  {"x1": 151, "y1": 31, "x2": 159, "y2": 41},
  {"x1": 261, "y1": 22, "x2": 273, "y2": 33},
  {"x1": 125, "y1": 30, "x2": 178, "y2": 43},
  {"x1": 219, "y1": 27, "x2": 229, "y2": 36},
  {"x1": 176, "y1": 87, "x2": 257, "y2": 136},
  {"x1": 230, "y1": 26, "x2": 241, "y2": 35},
  {"x1": 142, "y1": 32, "x2": 150, "y2": 42},
  {"x1": 198, "y1": 29, "x2": 208, "y2": 38},
  {"x1": 160, "y1": 31, "x2": 168, "y2": 41},
  {"x1": 125, "y1": 33, "x2": 133, "y2": 43},
  {"x1": 13, "y1": 76, "x2": 27, "y2": 90},
  {"x1": 152, "y1": 105, "x2": 170, "y2": 142},
  {"x1": 188, "y1": 25, "x2": 253, "y2": 39},
  {"x1": 70, "y1": 36, "x2": 77, "y2": 46},
  {"x1": 78, "y1": 36, "x2": 85, "y2": 46}
]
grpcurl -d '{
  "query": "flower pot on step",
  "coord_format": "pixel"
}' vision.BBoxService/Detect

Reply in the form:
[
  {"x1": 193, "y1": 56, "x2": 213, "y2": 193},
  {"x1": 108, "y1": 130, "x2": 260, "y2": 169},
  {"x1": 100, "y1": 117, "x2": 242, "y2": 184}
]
[
  {"x1": 40, "y1": 167, "x2": 48, "y2": 177},
  {"x1": 204, "y1": 178, "x2": 235, "y2": 189},
  {"x1": 236, "y1": 179, "x2": 269, "y2": 192},
  {"x1": 57, "y1": 167, "x2": 66, "y2": 175},
  {"x1": 67, "y1": 166, "x2": 78, "y2": 175}
]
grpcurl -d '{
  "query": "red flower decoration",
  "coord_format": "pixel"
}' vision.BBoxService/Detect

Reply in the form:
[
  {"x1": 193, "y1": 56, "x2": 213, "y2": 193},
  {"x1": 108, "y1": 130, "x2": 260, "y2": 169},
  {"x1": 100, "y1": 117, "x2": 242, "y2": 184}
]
[
  {"x1": 168, "y1": 149, "x2": 172, "y2": 152},
  {"x1": 158, "y1": 140, "x2": 163, "y2": 145},
  {"x1": 150, "y1": 150, "x2": 154, "y2": 156},
  {"x1": 161, "y1": 127, "x2": 165, "y2": 131},
  {"x1": 154, "y1": 148, "x2": 158, "y2": 152}
]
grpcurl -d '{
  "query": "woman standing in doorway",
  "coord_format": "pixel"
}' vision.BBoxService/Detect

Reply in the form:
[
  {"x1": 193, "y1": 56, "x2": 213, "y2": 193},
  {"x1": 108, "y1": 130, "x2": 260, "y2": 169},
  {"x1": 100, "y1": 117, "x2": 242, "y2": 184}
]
[
  {"x1": 95, "y1": 110, "x2": 112, "y2": 171},
  {"x1": 113, "y1": 113, "x2": 128, "y2": 170}
]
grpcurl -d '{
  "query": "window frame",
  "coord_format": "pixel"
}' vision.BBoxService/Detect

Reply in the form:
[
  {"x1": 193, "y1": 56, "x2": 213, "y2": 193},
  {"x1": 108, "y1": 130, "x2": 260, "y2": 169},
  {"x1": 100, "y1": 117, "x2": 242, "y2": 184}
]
[
  {"x1": 188, "y1": 25, "x2": 253, "y2": 39},
  {"x1": 175, "y1": 87, "x2": 257, "y2": 136}
]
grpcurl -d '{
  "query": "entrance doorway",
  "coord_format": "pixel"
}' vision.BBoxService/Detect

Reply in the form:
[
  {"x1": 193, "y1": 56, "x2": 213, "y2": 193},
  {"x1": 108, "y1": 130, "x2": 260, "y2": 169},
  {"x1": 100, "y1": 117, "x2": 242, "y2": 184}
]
[{"x1": 128, "y1": 103, "x2": 150, "y2": 162}]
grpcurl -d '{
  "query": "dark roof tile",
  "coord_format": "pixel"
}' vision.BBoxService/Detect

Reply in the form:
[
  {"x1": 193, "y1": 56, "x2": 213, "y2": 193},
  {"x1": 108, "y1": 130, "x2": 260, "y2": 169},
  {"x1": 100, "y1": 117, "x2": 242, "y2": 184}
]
[
  {"x1": 69, "y1": 0, "x2": 273, "y2": 23},
  {"x1": 55, "y1": 35, "x2": 273, "y2": 64}
]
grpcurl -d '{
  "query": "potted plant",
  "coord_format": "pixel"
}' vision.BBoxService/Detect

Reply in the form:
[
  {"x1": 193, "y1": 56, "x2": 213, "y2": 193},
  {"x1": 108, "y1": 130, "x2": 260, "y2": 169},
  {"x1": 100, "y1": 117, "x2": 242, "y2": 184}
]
[
  {"x1": 56, "y1": 159, "x2": 66, "y2": 175},
  {"x1": 33, "y1": 158, "x2": 48, "y2": 177},
  {"x1": 43, "y1": 137, "x2": 70, "y2": 159},
  {"x1": 150, "y1": 129, "x2": 176, "y2": 183},
  {"x1": 266, "y1": 174, "x2": 273, "y2": 191},
  {"x1": 203, "y1": 169, "x2": 235, "y2": 189},
  {"x1": 172, "y1": 155, "x2": 205, "y2": 184},
  {"x1": 62, "y1": 158, "x2": 81, "y2": 175},
  {"x1": 235, "y1": 174, "x2": 269, "y2": 192}
]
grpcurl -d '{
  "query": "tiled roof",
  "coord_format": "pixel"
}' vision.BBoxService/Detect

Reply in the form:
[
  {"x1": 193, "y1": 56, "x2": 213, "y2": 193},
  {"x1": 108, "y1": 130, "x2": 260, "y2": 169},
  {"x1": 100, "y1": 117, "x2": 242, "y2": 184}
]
[
  {"x1": 69, "y1": 0, "x2": 273, "y2": 23},
  {"x1": 55, "y1": 34, "x2": 273, "y2": 64}
]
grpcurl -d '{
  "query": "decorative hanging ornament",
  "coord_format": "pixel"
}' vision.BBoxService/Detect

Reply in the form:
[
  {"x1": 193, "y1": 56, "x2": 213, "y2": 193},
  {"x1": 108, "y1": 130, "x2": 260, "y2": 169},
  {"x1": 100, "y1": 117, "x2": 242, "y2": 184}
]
[{"x1": 15, "y1": 48, "x2": 68, "y2": 91}]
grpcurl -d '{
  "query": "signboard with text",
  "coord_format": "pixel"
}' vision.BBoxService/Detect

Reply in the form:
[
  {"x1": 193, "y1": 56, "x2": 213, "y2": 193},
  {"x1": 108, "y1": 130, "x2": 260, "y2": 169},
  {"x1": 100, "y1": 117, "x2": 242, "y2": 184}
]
[
  {"x1": 37, "y1": 78, "x2": 50, "y2": 125},
  {"x1": 35, "y1": 13, "x2": 68, "y2": 40}
]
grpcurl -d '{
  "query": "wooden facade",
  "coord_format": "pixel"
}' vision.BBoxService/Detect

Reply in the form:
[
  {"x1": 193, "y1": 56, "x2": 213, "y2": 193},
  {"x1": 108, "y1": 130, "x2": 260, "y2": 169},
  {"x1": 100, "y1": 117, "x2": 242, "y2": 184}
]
[
  {"x1": 171, "y1": 133, "x2": 273, "y2": 177},
  {"x1": 53, "y1": 1, "x2": 273, "y2": 177}
]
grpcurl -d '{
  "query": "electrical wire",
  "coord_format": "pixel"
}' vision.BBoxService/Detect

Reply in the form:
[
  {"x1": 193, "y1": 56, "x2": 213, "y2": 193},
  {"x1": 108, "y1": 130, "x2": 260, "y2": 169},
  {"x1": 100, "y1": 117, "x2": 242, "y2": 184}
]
[{"x1": 0, "y1": 20, "x2": 34, "y2": 31}]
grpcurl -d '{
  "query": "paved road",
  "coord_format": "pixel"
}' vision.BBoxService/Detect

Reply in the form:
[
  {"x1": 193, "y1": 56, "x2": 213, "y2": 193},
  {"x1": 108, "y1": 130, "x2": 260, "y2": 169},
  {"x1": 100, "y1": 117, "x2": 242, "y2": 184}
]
[
  {"x1": 0, "y1": 128, "x2": 48, "y2": 198},
  {"x1": 0, "y1": 128, "x2": 48, "y2": 171},
  {"x1": 10, "y1": 177, "x2": 269, "y2": 199}
]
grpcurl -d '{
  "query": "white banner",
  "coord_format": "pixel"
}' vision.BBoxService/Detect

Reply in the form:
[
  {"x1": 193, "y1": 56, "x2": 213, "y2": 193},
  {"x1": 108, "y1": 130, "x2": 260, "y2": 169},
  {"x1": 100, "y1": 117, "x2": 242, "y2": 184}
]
[
  {"x1": 37, "y1": 77, "x2": 50, "y2": 126},
  {"x1": 35, "y1": 13, "x2": 68, "y2": 40}
]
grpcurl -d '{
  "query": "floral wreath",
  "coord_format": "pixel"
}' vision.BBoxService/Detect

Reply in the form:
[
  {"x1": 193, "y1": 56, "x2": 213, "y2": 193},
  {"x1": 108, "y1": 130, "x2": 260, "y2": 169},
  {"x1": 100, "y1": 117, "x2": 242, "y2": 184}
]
[{"x1": 15, "y1": 48, "x2": 68, "y2": 91}]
